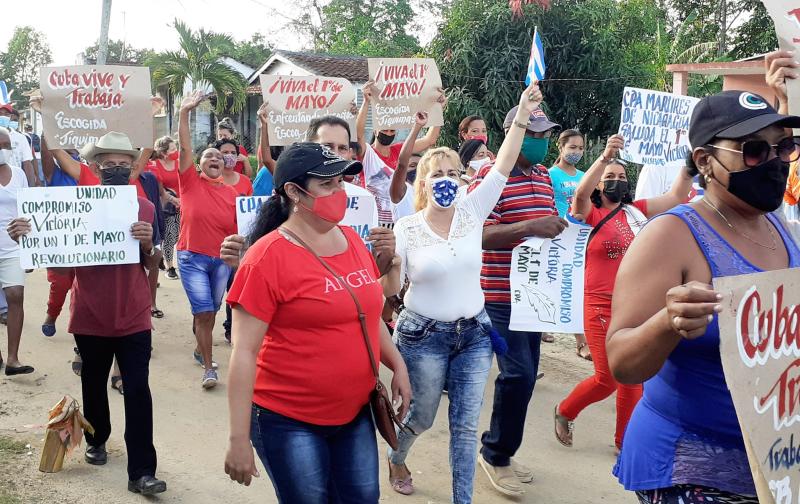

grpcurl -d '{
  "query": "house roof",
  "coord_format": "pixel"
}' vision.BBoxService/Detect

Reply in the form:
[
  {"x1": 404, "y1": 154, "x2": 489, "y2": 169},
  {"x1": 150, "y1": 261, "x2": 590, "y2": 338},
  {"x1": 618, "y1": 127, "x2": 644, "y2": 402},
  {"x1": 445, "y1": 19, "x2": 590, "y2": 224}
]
[{"x1": 248, "y1": 50, "x2": 368, "y2": 84}]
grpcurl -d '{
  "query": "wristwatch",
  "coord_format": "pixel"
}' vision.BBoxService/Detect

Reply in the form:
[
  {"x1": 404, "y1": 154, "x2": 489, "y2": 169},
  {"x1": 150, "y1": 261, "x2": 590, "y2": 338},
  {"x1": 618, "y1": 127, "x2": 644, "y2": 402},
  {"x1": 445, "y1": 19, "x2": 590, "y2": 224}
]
[{"x1": 143, "y1": 246, "x2": 155, "y2": 257}]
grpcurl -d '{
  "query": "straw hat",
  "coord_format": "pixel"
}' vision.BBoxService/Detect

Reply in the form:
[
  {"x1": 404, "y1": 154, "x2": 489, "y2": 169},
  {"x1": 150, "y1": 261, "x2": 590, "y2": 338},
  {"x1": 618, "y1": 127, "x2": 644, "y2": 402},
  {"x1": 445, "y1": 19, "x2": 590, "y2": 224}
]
[{"x1": 80, "y1": 131, "x2": 140, "y2": 163}]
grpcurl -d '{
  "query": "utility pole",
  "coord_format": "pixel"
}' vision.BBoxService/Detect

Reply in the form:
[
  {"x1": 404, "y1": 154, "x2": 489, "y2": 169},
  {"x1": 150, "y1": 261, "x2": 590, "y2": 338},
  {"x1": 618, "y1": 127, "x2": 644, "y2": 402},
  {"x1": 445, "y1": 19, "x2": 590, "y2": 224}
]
[{"x1": 97, "y1": 0, "x2": 112, "y2": 65}]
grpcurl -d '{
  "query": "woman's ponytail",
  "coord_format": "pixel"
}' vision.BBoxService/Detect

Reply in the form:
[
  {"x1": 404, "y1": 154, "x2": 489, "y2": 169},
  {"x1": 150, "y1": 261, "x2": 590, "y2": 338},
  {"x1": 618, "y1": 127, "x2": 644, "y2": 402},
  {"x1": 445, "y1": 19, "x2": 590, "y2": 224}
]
[{"x1": 248, "y1": 192, "x2": 290, "y2": 245}]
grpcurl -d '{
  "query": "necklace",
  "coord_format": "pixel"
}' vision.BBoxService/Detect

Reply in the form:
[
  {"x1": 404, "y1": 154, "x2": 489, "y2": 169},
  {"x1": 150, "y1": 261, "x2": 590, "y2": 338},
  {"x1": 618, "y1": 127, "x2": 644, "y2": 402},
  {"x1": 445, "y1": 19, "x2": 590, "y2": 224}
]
[{"x1": 701, "y1": 198, "x2": 777, "y2": 250}]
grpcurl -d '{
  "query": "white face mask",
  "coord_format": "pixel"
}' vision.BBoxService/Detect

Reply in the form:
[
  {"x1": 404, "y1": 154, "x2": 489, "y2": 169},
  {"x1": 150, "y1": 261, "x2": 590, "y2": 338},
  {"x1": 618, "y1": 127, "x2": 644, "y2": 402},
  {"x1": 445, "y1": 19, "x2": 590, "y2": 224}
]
[
  {"x1": 468, "y1": 159, "x2": 488, "y2": 171},
  {"x1": 0, "y1": 149, "x2": 12, "y2": 166}
]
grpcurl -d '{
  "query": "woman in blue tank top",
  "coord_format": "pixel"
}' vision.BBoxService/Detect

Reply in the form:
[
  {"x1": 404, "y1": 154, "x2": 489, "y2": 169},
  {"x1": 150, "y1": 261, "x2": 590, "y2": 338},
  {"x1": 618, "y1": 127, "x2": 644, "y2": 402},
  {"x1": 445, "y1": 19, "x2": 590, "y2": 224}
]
[{"x1": 606, "y1": 71, "x2": 800, "y2": 502}]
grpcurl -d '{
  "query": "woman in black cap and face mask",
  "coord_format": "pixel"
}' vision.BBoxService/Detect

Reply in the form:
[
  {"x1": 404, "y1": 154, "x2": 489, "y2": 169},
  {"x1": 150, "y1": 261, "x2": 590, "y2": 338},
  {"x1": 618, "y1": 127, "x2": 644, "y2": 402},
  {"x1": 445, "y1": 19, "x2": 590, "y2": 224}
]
[
  {"x1": 553, "y1": 133, "x2": 694, "y2": 453},
  {"x1": 605, "y1": 84, "x2": 800, "y2": 502}
]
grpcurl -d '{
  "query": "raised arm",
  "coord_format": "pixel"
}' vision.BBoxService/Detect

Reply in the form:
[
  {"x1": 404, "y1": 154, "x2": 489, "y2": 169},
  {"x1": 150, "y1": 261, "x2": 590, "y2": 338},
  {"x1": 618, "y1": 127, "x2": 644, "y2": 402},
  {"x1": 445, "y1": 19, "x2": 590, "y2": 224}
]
[
  {"x1": 356, "y1": 80, "x2": 374, "y2": 156},
  {"x1": 571, "y1": 135, "x2": 624, "y2": 220},
  {"x1": 390, "y1": 112, "x2": 425, "y2": 204},
  {"x1": 765, "y1": 50, "x2": 797, "y2": 115},
  {"x1": 256, "y1": 103, "x2": 276, "y2": 174},
  {"x1": 411, "y1": 88, "x2": 447, "y2": 152},
  {"x1": 40, "y1": 136, "x2": 56, "y2": 185},
  {"x1": 30, "y1": 95, "x2": 83, "y2": 181},
  {"x1": 643, "y1": 167, "x2": 694, "y2": 217},
  {"x1": 178, "y1": 91, "x2": 206, "y2": 173},
  {"x1": 492, "y1": 82, "x2": 542, "y2": 179}
]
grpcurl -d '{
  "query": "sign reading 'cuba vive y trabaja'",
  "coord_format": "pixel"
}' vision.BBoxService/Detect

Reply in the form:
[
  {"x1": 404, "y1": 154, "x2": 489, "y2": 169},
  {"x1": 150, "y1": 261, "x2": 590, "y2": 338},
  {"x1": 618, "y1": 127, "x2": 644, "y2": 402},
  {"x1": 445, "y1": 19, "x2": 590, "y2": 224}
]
[
  {"x1": 715, "y1": 267, "x2": 800, "y2": 504},
  {"x1": 39, "y1": 65, "x2": 153, "y2": 150}
]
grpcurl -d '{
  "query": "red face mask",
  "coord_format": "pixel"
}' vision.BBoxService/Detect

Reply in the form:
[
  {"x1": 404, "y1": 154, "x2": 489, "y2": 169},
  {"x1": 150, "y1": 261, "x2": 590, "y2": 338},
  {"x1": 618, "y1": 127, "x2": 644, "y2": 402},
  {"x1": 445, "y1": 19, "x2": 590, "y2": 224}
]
[
  {"x1": 167, "y1": 150, "x2": 179, "y2": 161},
  {"x1": 296, "y1": 186, "x2": 348, "y2": 223},
  {"x1": 466, "y1": 134, "x2": 488, "y2": 144}
]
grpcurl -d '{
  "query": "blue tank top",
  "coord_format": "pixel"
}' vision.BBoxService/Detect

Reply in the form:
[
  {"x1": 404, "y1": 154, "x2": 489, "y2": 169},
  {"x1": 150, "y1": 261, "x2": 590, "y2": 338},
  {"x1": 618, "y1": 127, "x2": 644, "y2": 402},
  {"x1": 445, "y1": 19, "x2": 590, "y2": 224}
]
[{"x1": 614, "y1": 204, "x2": 800, "y2": 494}]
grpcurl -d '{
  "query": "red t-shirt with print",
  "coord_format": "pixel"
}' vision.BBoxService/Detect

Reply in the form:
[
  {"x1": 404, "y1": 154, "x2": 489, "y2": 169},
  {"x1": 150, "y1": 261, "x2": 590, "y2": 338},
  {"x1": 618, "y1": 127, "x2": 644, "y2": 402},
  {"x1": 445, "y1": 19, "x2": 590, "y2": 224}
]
[
  {"x1": 227, "y1": 226, "x2": 383, "y2": 426},
  {"x1": 583, "y1": 200, "x2": 648, "y2": 299},
  {"x1": 374, "y1": 143, "x2": 403, "y2": 170},
  {"x1": 68, "y1": 197, "x2": 155, "y2": 337},
  {"x1": 177, "y1": 167, "x2": 238, "y2": 258}
]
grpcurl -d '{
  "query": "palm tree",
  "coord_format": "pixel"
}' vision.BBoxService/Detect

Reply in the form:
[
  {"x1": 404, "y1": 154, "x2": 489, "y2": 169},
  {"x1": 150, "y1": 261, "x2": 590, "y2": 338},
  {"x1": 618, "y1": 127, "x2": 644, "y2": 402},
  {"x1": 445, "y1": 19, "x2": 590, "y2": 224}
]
[{"x1": 147, "y1": 20, "x2": 247, "y2": 116}]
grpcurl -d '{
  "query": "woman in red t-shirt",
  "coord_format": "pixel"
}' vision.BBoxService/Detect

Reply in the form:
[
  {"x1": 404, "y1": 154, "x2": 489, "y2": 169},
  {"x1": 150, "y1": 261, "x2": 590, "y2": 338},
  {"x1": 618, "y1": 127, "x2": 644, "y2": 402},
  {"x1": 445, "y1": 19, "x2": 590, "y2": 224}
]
[
  {"x1": 215, "y1": 138, "x2": 254, "y2": 197},
  {"x1": 223, "y1": 142, "x2": 411, "y2": 503},
  {"x1": 150, "y1": 136, "x2": 182, "y2": 280},
  {"x1": 177, "y1": 92, "x2": 239, "y2": 390},
  {"x1": 554, "y1": 135, "x2": 694, "y2": 451},
  {"x1": 217, "y1": 119, "x2": 252, "y2": 177}
]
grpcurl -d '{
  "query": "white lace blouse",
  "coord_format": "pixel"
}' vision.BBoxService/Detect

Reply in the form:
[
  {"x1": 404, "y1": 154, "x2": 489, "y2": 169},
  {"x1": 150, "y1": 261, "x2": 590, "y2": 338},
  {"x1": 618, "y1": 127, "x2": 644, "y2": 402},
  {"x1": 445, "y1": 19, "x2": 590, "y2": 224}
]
[{"x1": 394, "y1": 168, "x2": 508, "y2": 322}]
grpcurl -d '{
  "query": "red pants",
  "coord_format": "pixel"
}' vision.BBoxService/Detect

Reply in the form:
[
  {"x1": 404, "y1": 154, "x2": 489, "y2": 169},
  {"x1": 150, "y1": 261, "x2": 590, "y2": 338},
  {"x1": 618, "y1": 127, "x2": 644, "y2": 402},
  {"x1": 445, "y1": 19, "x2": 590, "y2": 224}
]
[
  {"x1": 559, "y1": 300, "x2": 642, "y2": 448},
  {"x1": 46, "y1": 268, "x2": 75, "y2": 320}
]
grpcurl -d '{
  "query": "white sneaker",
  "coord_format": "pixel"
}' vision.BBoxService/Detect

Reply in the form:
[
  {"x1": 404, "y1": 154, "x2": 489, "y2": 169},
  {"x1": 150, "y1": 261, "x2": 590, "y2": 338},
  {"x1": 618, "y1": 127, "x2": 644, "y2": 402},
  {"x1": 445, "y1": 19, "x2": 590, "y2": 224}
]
[
  {"x1": 478, "y1": 456, "x2": 524, "y2": 497},
  {"x1": 202, "y1": 369, "x2": 218, "y2": 389}
]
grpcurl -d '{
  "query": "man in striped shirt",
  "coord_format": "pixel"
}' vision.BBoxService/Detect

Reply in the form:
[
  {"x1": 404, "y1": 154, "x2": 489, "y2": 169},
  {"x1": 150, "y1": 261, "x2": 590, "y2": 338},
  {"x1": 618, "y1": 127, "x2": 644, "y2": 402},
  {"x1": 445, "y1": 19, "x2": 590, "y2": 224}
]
[{"x1": 470, "y1": 104, "x2": 568, "y2": 497}]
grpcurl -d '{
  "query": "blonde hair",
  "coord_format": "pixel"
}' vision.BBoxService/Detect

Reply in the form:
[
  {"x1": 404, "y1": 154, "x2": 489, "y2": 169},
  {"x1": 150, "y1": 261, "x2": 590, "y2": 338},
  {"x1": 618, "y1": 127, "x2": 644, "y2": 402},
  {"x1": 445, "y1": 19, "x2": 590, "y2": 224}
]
[
  {"x1": 413, "y1": 147, "x2": 462, "y2": 211},
  {"x1": 154, "y1": 136, "x2": 175, "y2": 158}
]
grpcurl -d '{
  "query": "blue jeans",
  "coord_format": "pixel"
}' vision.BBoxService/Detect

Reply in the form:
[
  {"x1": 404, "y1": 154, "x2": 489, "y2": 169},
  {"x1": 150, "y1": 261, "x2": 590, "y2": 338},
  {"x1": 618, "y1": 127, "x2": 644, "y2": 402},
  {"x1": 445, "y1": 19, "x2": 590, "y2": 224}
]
[
  {"x1": 250, "y1": 404, "x2": 379, "y2": 504},
  {"x1": 388, "y1": 309, "x2": 493, "y2": 504},
  {"x1": 177, "y1": 250, "x2": 230, "y2": 314},
  {"x1": 480, "y1": 302, "x2": 542, "y2": 467}
]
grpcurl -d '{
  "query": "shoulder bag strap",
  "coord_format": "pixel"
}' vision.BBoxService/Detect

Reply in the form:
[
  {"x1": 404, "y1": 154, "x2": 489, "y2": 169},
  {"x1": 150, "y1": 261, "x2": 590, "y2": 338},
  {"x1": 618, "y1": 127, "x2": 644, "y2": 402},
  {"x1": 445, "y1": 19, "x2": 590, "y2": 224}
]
[
  {"x1": 587, "y1": 203, "x2": 624, "y2": 246},
  {"x1": 280, "y1": 227, "x2": 381, "y2": 380}
]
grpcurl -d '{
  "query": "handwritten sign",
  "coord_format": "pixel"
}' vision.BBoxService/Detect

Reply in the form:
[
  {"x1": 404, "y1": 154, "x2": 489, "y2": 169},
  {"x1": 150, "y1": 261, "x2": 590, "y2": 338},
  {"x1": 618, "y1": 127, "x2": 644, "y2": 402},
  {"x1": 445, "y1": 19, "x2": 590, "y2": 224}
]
[
  {"x1": 259, "y1": 75, "x2": 356, "y2": 146},
  {"x1": 509, "y1": 221, "x2": 591, "y2": 333},
  {"x1": 17, "y1": 186, "x2": 140, "y2": 269},
  {"x1": 715, "y1": 268, "x2": 800, "y2": 504},
  {"x1": 618, "y1": 87, "x2": 699, "y2": 168},
  {"x1": 40, "y1": 65, "x2": 153, "y2": 149},
  {"x1": 235, "y1": 183, "x2": 378, "y2": 243},
  {"x1": 367, "y1": 58, "x2": 444, "y2": 129},
  {"x1": 762, "y1": 1, "x2": 800, "y2": 115}
]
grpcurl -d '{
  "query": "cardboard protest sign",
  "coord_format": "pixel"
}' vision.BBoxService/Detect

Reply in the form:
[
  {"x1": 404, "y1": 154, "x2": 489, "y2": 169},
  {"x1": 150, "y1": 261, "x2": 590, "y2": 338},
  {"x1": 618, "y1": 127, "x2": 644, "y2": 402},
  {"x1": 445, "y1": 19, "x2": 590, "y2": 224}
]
[
  {"x1": 762, "y1": 1, "x2": 800, "y2": 115},
  {"x1": 618, "y1": 87, "x2": 699, "y2": 168},
  {"x1": 509, "y1": 220, "x2": 591, "y2": 333},
  {"x1": 17, "y1": 186, "x2": 140, "y2": 269},
  {"x1": 259, "y1": 75, "x2": 357, "y2": 146},
  {"x1": 40, "y1": 65, "x2": 153, "y2": 149},
  {"x1": 367, "y1": 58, "x2": 444, "y2": 129},
  {"x1": 715, "y1": 268, "x2": 800, "y2": 504},
  {"x1": 235, "y1": 183, "x2": 378, "y2": 243}
]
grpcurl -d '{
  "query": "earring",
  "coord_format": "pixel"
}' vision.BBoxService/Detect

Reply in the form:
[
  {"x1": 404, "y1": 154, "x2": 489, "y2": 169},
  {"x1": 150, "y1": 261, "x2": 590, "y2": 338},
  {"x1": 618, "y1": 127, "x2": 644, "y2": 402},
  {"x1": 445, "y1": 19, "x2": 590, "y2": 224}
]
[{"x1": 704, "y1": 174, "x2": 712, "y2": 185}]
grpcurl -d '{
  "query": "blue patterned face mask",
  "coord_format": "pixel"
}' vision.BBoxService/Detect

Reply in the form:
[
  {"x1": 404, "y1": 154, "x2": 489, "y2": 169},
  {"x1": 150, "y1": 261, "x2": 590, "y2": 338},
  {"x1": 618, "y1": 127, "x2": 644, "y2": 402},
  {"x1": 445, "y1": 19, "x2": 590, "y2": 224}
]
[{"x1": 429, "y1": 176, "x2": 459, "y2": 208}]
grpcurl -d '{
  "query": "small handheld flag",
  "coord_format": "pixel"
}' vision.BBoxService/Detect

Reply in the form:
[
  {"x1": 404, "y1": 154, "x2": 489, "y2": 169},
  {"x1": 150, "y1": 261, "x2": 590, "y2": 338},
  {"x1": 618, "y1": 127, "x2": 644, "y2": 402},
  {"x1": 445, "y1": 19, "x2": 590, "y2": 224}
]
[
  {"x1": 525, "y1": 27, "x2": 546, "y2": 85},
  {"x1": 0, "y1": 81, "x2": 9, "y2": 106}
]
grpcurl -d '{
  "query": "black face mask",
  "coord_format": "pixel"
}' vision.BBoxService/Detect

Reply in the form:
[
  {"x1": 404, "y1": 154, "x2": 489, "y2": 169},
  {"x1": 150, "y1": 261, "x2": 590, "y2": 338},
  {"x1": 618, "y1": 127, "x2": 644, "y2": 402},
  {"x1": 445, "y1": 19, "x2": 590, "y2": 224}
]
[
  {"x1": 377, "y1": 132, "x2": 395, "y2": 146},
  {"x1": 406, "y1": 169, "x2": 417, "y2": 184},
  {"x1": 101, "y1": 166, "x2": 132, "y2": 186},
  {"x1": 602, "y1": 179, "x2": 629, "y2": 203},
  {"x1": 719, "y1": 156, "x2": 789, "y2": 212}
]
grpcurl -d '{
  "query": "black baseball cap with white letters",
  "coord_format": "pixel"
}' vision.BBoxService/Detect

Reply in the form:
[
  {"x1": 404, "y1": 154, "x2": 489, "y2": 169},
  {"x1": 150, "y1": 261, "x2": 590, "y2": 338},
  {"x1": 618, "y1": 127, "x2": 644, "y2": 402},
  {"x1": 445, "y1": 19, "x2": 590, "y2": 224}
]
[{"x1": 689, "y1": 90, "x2": 800, "y2": 149}]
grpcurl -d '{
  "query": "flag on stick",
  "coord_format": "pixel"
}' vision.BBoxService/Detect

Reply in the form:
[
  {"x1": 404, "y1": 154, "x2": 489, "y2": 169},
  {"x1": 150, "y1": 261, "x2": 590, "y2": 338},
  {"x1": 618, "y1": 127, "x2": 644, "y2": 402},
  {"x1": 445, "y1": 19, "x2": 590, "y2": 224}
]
[{"x1": 525, "y1": 27, "x2": 546, "y2": 85}]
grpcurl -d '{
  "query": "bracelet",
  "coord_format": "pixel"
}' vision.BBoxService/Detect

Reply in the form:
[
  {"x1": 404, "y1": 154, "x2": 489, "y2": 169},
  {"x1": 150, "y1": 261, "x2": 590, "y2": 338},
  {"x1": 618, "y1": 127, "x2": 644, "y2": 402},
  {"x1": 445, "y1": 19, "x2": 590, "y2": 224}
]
[
  {"x1": 143, "y1": 246, "x2": 155, "y2": 257},
  {"x1": 512, "y1": 119, "x2": 530, "y2": 130},
  {"x1": 600, "y1": 154, "x2": 612, "y2": 163}
]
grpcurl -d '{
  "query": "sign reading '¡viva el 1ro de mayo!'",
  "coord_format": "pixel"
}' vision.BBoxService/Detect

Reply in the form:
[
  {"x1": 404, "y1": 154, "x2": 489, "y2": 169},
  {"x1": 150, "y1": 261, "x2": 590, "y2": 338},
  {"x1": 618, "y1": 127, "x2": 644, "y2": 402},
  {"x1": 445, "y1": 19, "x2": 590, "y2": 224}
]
[
  {"x1": 715, "y1": 267, "x2": 800, "y2": 504},
  {"x1": 259, "y1": 75, "x2": 357, "y2": 146},
  {"x1": 367, "y1": 58, "x2": 445, "y2": 129},
  {"x1": 39, "y1": 65, "x2": 153, "y2": 150}
]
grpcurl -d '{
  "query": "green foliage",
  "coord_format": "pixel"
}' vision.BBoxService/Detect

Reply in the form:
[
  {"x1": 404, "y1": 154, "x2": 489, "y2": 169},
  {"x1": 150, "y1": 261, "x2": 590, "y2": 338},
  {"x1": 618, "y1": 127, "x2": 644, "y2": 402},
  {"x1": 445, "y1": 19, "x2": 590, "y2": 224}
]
[
  {"x1": 147, "y1": 20, "x2": 247, "y2": 115},
  {"x1": 429, "y1": 0, "x2": 664, "y2": 150},
  {"x1": 319, "y1": 0, "x2": 420, "y2": 56},
  {"x1": 83, "y1": 39, "x2": 155, "y2": 65},
  {"x1": 0, "y1": 26, "x2": 53, "y2": 109},
  {"x1": 730, "y1": 0, "x2": 776, "y2": 59},
  {"x1": 223, "y1": 33, "x2": 273, "y2": 69}
]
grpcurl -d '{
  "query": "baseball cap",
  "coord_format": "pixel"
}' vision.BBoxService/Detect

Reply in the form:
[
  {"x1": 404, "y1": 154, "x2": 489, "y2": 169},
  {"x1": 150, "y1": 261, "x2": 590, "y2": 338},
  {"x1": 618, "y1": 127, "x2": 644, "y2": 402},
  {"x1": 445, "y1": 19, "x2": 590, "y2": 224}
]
[
  {"x1": 274, "y1": 142, "x2": 363, "y2": 190},
  {"x1": 689, "y1": 90, "x2": 800, "y2": 148},
  {"x1": 0, "y1": 104, "x2": 17, "y2": 115},
  {"x1": 503, "y1": 106, "x2": 560, "y2": 133}
]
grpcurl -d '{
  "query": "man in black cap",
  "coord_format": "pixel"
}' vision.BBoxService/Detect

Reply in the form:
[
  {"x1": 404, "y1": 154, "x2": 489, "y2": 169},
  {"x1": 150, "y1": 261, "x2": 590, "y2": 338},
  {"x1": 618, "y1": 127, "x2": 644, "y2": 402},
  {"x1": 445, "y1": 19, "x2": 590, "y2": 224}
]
[{"x1": 469, "y1": 102, "x2": 568, "y2": 496}]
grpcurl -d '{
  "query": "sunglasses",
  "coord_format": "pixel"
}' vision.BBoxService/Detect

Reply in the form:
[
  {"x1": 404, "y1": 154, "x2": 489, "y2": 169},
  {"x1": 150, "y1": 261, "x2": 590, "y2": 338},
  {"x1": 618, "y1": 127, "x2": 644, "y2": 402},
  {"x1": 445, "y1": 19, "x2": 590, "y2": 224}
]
[{"x1": 707, "y1": 136, "x2": 800, "y2": 168}]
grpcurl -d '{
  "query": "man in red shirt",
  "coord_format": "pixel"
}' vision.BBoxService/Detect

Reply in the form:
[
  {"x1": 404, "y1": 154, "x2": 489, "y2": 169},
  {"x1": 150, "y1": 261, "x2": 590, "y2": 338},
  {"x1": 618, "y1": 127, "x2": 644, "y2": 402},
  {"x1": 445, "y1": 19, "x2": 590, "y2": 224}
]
[
  {"x1": 9, "y1": 131, "x2": 167, "y2": 496},
  {"x1": 469, "y1": 104, "x2": 568, "y2": 497}
]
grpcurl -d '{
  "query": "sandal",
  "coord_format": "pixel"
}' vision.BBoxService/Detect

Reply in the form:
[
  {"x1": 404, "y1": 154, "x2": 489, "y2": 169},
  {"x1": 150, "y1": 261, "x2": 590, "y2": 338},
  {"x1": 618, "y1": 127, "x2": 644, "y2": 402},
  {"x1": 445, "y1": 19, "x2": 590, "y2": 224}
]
[
  {"x1": 576, "y1": 342, "x2": 592, "y2": 361},
  {"x1": 151, "y1": 308, "x2": 164, "y2": 319},
  {"x1": 541, "y1": 333, "x2": 555, "y2": 343},
  {"x1": 72, "y1": 347, "x2": 82, "y2": 376},
  {"x1": 111, "y1": 376, "x2": 124, "y2": 395},
  {"x1": 388, "y1": 459, "x2": 414, "y2": 495},
  {"x1": 553, "y1": 405, "x2": 573, "y2": 447}
]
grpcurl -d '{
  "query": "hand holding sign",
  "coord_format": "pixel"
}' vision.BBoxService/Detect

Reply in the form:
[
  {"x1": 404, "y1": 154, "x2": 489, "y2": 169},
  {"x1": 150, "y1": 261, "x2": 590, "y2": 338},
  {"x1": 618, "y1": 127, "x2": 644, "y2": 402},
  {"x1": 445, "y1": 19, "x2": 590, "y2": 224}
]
[
  {"x1": 7, "y1": 217, "x2": 31, "y2": 243},
  {"x1": 257, "y1": 102, "x2": 269, "y2": 125},
  {"x1": 130, "y1": 221, "x2": 154, "y2": 251},
  {"x1": 765, "y1": 50, "x2": 799, "y2": 113},
  {"x1": 414, "y1": 111, "x2": 429, "y2": 127},
  {"x1": 666, "y1": 281, "x2": 722, "y2": 340}
]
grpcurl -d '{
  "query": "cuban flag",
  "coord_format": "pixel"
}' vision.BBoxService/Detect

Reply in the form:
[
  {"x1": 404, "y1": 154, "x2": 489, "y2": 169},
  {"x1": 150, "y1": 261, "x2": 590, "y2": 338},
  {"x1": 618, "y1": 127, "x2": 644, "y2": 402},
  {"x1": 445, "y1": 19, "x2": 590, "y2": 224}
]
[
  {"x1": 0, "y1": 81, "x2": 8, "y2": 105},
  {"x1": 525, "y1": 27, "x2": 546, "y2": 85}
]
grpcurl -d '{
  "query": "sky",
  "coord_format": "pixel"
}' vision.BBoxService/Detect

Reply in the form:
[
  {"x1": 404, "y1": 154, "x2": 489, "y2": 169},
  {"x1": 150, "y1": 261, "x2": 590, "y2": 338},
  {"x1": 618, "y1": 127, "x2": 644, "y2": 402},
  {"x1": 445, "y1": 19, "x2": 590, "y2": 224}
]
[{"x1": 0, "y1": 0, "x2": 437, "y2": 67}]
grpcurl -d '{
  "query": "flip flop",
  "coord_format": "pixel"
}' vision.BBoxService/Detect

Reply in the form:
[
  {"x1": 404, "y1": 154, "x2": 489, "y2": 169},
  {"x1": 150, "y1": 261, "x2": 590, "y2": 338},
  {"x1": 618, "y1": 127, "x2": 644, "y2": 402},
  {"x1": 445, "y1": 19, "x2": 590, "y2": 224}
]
[
  {"x1": 5, "y1": 365, "x2": 34, "y2": 376},
  {"x1": 388, "y1": 459, "x2": 414, "y2": 496},
  {"x1": 42, "y1": 324, "x2": 56, "y2": 337},
  {"x1": 541, "y1": 333, "x2": 555, "y2": 343},
  {"x1": 72, "y1": 347, "x2": 82, "y2": 376},
  {"x1": 111, "y1": 376, "x2": 124, "y2": 395},
  {"x1": 576, "y1": 342, "x2": 592, "y2": 361},
  {"x1": 553, "y1": 405, "x2": 574, "y2": 447},
  {"x1": 151, "y1": 308, "x2": 164, "y2": 319}
]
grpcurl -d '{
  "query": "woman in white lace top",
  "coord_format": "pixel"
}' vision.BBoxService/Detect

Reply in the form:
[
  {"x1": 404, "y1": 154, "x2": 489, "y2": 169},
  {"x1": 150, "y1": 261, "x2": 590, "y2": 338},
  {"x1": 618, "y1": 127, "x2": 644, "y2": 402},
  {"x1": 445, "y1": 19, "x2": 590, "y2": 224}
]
[{"x1": 383, "y1": 82, "x2": 543, "y2": 504}]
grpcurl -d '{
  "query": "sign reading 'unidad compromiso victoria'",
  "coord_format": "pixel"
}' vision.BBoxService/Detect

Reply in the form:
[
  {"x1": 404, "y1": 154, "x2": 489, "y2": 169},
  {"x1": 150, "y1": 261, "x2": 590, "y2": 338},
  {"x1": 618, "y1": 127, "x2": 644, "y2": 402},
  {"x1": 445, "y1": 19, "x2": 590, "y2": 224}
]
[{"x1": 39, "y1": 65, "x2": 153, "y2": 150}]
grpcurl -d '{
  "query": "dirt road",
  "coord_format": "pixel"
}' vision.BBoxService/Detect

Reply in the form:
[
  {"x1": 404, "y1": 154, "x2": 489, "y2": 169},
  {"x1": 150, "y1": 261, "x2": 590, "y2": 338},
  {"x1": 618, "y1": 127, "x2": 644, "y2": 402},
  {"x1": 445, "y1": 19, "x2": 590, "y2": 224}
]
[{"x1": 0, "y1": 269, "x2": 630, "y2": 503}]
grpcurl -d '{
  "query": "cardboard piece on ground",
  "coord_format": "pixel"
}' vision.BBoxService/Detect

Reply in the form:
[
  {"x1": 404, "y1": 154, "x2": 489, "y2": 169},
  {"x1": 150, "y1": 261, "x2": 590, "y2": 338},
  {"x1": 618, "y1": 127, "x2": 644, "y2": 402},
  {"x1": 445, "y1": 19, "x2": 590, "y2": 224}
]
[
  {"x1": 714, "y1": 267, "x2": 800, "y2": 504},
  {"x1": 39, "y1": 65, "x2": 153, "y2": 149},
  {"x1": 367, "y1": 58, "x2": 444, "y2": 129},
  {"x1": 259, "y1": 75, "x2": 357, "y2": 146},
  {"x1": 761, "y1": 1, "x2": 800, "y2": 115},
  {"x1": 509, "y1": 220, "x2": 591, "y2": 333},
  {"x1": 617, "y1": 87, "x2": 699, "y2": 168},
  {"x1": 17, "y1": 185, "x2": 140, "y2": 269}
]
